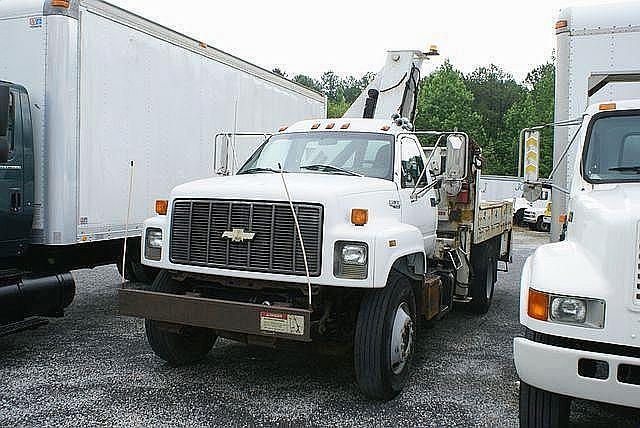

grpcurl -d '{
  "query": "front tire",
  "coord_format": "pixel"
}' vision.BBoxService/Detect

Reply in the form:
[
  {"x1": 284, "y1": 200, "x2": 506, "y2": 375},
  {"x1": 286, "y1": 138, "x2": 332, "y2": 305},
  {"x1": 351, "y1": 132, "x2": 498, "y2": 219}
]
[
  {"x1": 354, "y1": 272, "x2": 416, "y2": 401},
  {"x1": 144, "y1": 271, "x2": 216, "y2": 366},
  {"x1": 519, "y1": 381, "x2": 570, "y2": 428}
]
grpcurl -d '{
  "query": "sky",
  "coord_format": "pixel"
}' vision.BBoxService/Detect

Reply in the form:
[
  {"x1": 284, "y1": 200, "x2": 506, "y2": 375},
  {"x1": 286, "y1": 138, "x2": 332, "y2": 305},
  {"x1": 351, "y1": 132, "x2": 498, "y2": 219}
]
[{"x1": 109, "y1": 0, "x2": 638, "y2": 82}]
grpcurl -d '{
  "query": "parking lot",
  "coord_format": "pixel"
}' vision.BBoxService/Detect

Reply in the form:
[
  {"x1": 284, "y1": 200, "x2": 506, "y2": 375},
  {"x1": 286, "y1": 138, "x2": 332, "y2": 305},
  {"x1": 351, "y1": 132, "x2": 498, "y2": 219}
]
[{"x1": 0, "y1": 230, "x2": 638, "y2": 427}]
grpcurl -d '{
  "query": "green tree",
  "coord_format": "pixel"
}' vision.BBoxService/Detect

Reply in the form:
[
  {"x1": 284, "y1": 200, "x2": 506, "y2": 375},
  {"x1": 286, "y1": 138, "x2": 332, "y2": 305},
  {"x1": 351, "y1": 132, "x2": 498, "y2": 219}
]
[
  {"x1": 414, "y1": 60, "x2": 485, "y2": 142},
  {"x1": 465, "y1": 65, "x2": 526, "y2": 141},
  {"x1": 292, "y1": 74, "x2": 322, "y2": 93}
]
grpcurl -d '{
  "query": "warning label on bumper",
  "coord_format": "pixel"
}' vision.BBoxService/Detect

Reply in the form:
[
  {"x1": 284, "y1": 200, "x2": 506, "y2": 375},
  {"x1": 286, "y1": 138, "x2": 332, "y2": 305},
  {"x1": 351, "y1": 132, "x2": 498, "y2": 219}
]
[{"x1": 260, "y1": 311, "x2": 304, "y2": 336}]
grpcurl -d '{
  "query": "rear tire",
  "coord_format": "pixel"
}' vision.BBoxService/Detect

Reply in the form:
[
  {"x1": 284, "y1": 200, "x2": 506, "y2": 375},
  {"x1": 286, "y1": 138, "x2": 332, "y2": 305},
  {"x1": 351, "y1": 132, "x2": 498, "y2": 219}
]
[
  {"x1": 144, "y1": 271, "x2": 216, "y2": 366},
  {"x1": 469, "y1": 238, "x2": 497, "y2": 314},
  {"x1": 354, "y1": 272, "x2": 416, "y2": 401},
  {"x1": 519, "y1": 381, "x2": 570, "y2": 428}
]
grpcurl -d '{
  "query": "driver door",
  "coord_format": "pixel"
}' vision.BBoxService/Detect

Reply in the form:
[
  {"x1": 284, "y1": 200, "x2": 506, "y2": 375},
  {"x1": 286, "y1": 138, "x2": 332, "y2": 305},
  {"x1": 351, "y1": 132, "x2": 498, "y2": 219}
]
[
  {"x1": 0, "y1": 88, "x2": 27, "y2": 260},
  {"x1": 397, "y1": 136, "x2": 437, "y2": 256}
]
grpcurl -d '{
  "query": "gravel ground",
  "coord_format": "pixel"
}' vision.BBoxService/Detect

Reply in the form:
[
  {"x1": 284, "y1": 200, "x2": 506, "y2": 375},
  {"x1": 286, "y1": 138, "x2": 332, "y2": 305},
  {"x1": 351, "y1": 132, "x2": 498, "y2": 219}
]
[{"x1": 1, "y1": 230, "x2": 639, "y2": 427}]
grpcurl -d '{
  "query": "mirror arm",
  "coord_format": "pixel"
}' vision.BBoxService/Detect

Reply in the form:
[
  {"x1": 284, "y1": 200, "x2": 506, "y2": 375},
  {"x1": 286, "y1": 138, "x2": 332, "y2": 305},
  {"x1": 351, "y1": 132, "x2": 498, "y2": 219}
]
[{"x1": 411, "y1": 176, "x2": 443, "y2": 202}]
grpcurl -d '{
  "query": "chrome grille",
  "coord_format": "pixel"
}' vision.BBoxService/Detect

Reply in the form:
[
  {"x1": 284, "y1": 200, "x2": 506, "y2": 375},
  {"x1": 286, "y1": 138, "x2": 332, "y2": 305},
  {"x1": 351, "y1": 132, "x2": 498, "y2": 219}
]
[{"x1": 170, "y1": 200, "x2": 323, "y2": 276}]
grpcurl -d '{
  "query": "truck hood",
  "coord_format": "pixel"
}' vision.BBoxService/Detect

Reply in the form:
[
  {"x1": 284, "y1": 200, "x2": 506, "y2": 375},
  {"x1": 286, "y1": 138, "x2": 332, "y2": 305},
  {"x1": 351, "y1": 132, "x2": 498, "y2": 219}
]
[
  {"x1": 171, "y1": 173, "x2": 398, "y2": 205},
  {"x1": 567, "y1": 183, "x2": 640, "y2": 308}
]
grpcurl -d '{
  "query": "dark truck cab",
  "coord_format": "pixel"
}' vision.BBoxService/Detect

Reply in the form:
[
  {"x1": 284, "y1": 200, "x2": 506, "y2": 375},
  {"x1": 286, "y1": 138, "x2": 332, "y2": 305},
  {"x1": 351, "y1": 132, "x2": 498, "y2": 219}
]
[{"x1": 0, "y1": 82, "x2": 74, "y2": 336}]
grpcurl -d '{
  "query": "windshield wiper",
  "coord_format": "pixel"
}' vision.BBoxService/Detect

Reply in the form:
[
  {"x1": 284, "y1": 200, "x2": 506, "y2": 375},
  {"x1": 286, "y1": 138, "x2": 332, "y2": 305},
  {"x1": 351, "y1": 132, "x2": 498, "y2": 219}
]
[
  {"x1": 609, "y1": 166, "x2": 640, "y2": 173},
  {"x1": 300, "y1": 164, "x2": 363, "y2": 177},
  {"x1": 238, "y1": 167, "x2": 285, "y2": 175}
]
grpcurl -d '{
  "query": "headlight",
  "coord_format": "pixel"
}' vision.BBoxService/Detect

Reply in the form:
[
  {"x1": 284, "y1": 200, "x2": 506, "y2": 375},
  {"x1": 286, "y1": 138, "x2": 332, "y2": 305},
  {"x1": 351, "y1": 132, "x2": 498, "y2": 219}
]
[
  {"x1": 342, "y1": 244, "x2": 367, "y2": 265},
  {"x1": 550, "y1": 297, "x2": 586, "y2": 323},
  {"x1": 528, "y1": 288, "x2": 605, "y2": 329},
  {"x1": 145, "y1": 228, "x2": 163, "y2": 261},
  {"x1": 334, "y1": 241, "x2": 368, "y2": 279}
]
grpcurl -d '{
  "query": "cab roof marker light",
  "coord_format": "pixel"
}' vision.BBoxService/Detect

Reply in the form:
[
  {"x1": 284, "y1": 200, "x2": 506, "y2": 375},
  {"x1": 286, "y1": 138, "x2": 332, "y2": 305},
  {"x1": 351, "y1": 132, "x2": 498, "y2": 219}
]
[
  {"x1": 381, "y1": 125, "x2": 391, "y2": 131},
  {"x1": 311, "y1": 123, "x2": 321, "y2": 130},
  {"x1": 326, "y1": 123, "x2": 335, "y2": 129},
  {"x1": 51, "y1": 0, "x2": 70, "y2": 8},
  {"x1": 555, "y1": 20, "x2": 568, "y2": 30},
  {"x1": 278, "y1": 126, "x2": 288, "y2": 132},
  {"x1": 341, "y1": 123, "x2": 350, "y2": 129},
  {"x1": 599, "y1": 102, "x2": 617, "y2": 111}
]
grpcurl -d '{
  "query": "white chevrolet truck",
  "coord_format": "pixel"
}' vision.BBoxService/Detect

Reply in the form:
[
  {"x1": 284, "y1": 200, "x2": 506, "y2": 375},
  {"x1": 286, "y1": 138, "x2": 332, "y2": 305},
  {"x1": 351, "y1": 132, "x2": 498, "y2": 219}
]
[{"x1": 120, "y1": 50, "x2": 513, "y2": 400}]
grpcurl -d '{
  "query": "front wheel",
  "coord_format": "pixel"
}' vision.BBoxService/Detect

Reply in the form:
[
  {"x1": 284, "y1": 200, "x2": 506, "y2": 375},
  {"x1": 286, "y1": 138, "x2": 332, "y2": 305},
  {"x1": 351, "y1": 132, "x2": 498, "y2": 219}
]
[
  {"x1": 519, "y1": 381, "x2": 570, "y2": 428},
  {"x1": 144, "y1": 271, "x2": 216, "y2": 366},
  {"x1": 354, "y1": 272, "x2": 417, "y2": 401}
]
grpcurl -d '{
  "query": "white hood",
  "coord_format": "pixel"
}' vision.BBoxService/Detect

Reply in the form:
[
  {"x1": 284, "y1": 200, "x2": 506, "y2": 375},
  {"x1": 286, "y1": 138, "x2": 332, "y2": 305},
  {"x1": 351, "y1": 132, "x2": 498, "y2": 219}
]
[{"x1": 171, "y1": 173, "x2": 398, "y2": 205}]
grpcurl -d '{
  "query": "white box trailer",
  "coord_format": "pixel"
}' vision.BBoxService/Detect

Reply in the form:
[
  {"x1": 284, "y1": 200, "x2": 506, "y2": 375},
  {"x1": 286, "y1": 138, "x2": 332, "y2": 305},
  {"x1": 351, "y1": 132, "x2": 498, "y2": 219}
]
[
  {"x1": 479, "y1": 175, "x2": 524, "y2": 202},
  {"x1": 0, "y1": 0, "x2": 325, "y2": 333},
  {"x1": 551, "y1": 1, "x2": 640, "y2": 240},
  {"x1": 0, "y1": 0, "x2": 326, "y2": 247}
]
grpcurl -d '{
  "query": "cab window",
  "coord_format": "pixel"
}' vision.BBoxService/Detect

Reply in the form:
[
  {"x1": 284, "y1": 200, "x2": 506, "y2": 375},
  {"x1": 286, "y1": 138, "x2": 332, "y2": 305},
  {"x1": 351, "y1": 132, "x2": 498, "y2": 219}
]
[
  {"x1": 0, "y1": 93, "x2": 15, "y2": 163},
  {"x1": 400, "y1": 138, "x2": 428, "y2": 188}
]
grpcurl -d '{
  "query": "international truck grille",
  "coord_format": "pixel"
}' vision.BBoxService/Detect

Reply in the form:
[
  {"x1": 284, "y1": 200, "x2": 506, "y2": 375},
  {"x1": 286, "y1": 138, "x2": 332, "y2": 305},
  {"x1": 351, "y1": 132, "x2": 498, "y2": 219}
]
[{"x1": 170, "y1": 200, "x2": 323, "y2": 276}]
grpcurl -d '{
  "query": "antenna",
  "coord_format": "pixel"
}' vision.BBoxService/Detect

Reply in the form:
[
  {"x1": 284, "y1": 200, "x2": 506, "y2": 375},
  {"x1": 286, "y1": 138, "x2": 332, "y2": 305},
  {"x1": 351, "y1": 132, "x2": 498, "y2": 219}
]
[
  {"x1": 278, "y1": 162, "x2": 312, "y2": 309},
  {"x1": 121, "y1": 160, "x2": 135, "y2": 286}
]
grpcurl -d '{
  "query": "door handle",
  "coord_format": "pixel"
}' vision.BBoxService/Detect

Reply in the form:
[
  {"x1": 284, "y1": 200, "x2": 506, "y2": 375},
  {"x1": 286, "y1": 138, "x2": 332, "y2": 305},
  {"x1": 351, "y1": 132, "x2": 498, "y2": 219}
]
[{"x1": 10, "y1": 188, "x2": 21, "y2": 213}]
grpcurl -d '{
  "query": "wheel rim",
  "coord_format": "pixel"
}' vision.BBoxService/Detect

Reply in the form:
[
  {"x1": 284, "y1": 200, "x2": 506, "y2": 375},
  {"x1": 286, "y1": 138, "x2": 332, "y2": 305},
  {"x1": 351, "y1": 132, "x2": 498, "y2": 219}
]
[
  {"x1": 486, "y1": 259, "x2": 495, "y2": 299},
  {"x1": 390, "y1": 302, "x2": 414, "y2": 375}
]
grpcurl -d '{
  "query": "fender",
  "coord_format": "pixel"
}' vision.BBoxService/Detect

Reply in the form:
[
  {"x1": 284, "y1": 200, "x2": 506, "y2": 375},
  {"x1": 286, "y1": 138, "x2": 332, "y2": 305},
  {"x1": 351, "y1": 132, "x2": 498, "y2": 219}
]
[
  {"x1": 520, "y1": 240, "x2": 613, "y2": 343},
  {"x1": 372, "y1": 222, "x2": 426, "y2": 288}
]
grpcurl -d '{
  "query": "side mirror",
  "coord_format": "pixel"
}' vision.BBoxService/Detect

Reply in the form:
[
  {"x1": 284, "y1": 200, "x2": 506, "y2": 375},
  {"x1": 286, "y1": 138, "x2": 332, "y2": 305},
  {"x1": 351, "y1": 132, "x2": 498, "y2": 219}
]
[{"x1": 442, "y1": 134, "x2": 467, "y2": 195}]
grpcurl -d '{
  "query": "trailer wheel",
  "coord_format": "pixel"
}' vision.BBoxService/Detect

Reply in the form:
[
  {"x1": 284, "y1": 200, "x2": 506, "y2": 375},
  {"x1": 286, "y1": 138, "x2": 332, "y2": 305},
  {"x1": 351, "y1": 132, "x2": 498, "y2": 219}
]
[
  {"x1": 469, "y1": 238, "x2": 497, "y2": 314},
  {"x1": 354, "y1": 271, "x2": 416, "y2": 401},
  {"x1": 519, "y1": 381, "x2": 570, "y2": 428},
  {"x1": 144, "y1": 271, "x2": 216, "y2": 366}
]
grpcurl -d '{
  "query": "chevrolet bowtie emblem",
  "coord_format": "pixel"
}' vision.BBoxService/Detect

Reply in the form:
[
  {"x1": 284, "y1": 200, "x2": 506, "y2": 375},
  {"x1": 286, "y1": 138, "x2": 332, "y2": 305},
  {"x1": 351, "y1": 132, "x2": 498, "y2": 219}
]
[{"x1": 221, "y1": 228, "x2": 256, "y2": 243}]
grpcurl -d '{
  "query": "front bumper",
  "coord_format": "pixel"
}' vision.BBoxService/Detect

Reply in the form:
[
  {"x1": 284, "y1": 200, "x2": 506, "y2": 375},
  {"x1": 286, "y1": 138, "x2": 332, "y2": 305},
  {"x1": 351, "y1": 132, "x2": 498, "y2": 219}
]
[
  {"x1": 514, "y1": 336, "x2": 640, "y2": 408},
  {"x1": 119, "y1": 287, "x2": 312, "y2": 342}
]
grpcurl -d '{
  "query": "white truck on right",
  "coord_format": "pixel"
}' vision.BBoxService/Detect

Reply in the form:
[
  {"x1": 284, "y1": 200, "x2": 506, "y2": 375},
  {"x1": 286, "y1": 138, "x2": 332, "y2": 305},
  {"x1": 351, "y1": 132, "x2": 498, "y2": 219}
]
[{"x1": 515, "y1": 3, "x2": 640, "y2": 425}]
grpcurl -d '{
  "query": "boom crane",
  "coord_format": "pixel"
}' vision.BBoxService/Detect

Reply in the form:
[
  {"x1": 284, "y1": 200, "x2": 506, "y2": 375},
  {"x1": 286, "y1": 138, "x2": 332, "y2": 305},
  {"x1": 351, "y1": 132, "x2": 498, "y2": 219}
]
[{"x1": 343, "y1": 48, "x2": 439, "y2": 122}]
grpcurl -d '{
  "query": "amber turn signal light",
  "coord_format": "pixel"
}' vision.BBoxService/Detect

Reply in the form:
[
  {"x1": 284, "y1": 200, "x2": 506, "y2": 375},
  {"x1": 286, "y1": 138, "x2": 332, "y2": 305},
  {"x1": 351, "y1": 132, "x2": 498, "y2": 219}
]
[
  {"x1": 528, "y1": 288, "x2": 549, "y2": 321},
  {"x1": 351, "y1": 209, "x2": 368, "y2": 226},
  {"x1": 51, "y1": 0, "x2": 70, "y2": 8},
  {"x1": 555, "y1": 20, "x2": 568, "y2": 30},
  {"x1": 155, "y1": 200, "x2": 168, "y2": 215}
]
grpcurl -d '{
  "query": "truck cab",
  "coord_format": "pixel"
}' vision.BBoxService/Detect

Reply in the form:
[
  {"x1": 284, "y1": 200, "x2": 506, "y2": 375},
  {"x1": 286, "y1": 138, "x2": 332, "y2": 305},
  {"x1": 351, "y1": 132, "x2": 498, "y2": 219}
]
[
  {"x1": 522, "y1": 190, "x2": 551, "y2": 232},
  {"x1": 515, "y1": 100, "x2": 640, "y2": 424},
  {"x1": 0, "y1": 83, "x2": 33, "y2": 263}
]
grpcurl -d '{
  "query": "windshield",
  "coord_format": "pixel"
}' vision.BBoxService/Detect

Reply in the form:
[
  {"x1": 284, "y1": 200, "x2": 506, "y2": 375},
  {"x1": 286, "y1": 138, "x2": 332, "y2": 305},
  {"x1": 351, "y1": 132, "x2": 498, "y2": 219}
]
[
  {"x1": 238, "y1": 132, "x2": 394, "y2": 180},
  {"x1": 583, "y1": 112, "x2": 640, "y2": 183}
]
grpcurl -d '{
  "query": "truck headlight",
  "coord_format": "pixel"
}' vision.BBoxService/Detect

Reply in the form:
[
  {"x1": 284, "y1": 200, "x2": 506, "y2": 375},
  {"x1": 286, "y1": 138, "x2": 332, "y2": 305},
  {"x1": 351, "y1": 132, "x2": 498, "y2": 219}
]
[
  {"x1": 528, "y1": 288, "x2": 605, "y2": 329},
  {"x1": 550, "y1": 297, "x2": 586, "y2": 324},
  {"x1": 145, "y1": 228, "x2": 163, "y2": 261},
  {"x1": 334, "y1": 242, "x2": 368, "y2": 279}
]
